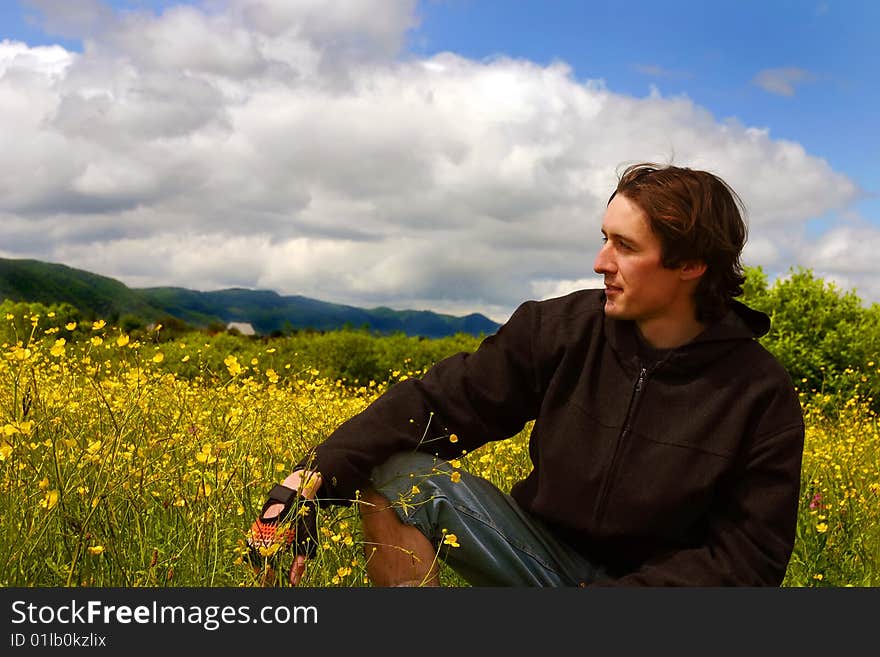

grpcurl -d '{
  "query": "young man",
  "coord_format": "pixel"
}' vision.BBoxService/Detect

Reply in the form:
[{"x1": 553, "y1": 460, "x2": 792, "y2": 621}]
[{"x1": 249, "y1": 163, "x2": 805, "y2": 586}]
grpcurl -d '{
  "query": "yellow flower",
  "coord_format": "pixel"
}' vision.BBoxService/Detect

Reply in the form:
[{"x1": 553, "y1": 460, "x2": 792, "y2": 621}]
[
  {"x1": 152, "y1": 352, "x2": 165, "y2": 363},
  {"x1": 50, "y1": 338, "x2": 66, "y2": 357},
  {"x1": 87, "y1": 545, "x2": 105, "y2": 556},
  {"x1": 411, "y1": 485, "x2": 421, "y2": 495},
  {"x1": 116, "y1": 335, "x2": 130, "y2": 347},
  {"x1": 65, "y1": 322, "x2": 77, "y2": 330},
  {"x1": 266, "y1": 368, "x2": 279, "y2": 384},
  {"x1": 13, "y1": 347, "x2": 32, "y2": 361},
  {"x1": 91, "y1": 320, "x2": 106, "y2": 330},
  {"x1": 450, "y1": 471, "x2": 461, "y2": 483},
  {"x1": 40, "y1": 490, "x2": 60, "y2": 511},
  {"x1": 449, "y1": 433, "x2": 459, "y2": 443},
  {"x1": 258, "y1": 543, "x2": 281, "y2": 558},
  {"x1": 816, "y1": 522, "x2": 828, "y2": 533},
  {"x1": 0, "y1": 442, "x2": 12, "y2": 460},
  {"x1": 91, "y1": 336, "x2": 103, "y2": 347},
  {"x1": 443, "y1": 533, "x2": 460, "y2": 548},
  {"x1": 224, "y1": 355, "x2": 242, "y2": 377}
]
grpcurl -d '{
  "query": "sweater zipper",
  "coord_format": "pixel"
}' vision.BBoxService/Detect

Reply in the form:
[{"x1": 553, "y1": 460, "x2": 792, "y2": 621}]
[{"x1": 595, "y1": 365, "x2": 650, "y2": 529}]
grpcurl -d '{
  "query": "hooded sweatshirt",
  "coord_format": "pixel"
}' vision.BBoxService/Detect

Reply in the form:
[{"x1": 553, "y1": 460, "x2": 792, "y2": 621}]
[{"x1": 301, "y1": 289, "x2": 806, "y2": 586}]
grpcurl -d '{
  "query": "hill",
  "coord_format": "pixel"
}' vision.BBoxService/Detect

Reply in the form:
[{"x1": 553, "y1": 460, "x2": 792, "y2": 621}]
[
  {"x1": 0, "y1": 258, "x2": 167, "y2": 321},
  {"x1": 0, "y1": 257, "x2": 500, "y2": 338}
]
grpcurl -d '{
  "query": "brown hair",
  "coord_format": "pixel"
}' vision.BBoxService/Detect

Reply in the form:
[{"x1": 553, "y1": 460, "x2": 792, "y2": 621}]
[{"x1": 608, "y1": 162, "x2": 748, "y2": 322}]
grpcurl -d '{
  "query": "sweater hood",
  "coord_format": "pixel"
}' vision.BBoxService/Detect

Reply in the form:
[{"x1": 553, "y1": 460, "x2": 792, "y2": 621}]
[
  {"x1": 724, "y1": 299, "x2": 771, "y2": 338},
  {"x1": 604, "y1": 297, "x2": 771, "y2": 376}
]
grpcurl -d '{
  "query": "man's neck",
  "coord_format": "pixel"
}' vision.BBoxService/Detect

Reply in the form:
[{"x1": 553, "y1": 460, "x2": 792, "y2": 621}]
[{"x1": 636, "y1": 315, "x2": 707, "y2": 350}]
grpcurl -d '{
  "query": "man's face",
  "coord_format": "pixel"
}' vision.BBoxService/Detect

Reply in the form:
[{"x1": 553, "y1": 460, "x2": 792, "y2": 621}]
[{"x1": 593, "y1": 194, "x2": 693, "y2": 327}]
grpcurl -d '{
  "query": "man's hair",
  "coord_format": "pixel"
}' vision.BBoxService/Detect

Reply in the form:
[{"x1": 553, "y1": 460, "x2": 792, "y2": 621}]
[{"x1": 608, "y1": 162, "x2": 748, "y2": 323}]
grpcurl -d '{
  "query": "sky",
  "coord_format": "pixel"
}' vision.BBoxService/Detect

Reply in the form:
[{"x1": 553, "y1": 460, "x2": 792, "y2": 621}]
[{"x1": 0, "y1": 0, "x2": 878, "y2": 323}]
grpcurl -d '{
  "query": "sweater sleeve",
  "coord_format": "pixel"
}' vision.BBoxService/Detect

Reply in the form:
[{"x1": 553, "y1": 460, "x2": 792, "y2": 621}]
[
  {"x1": 593, "y1": 389, "x2": 805, "y2": 587},
  {"x1": 298, "y1": 300, "x2": 545, "y2": 506}
]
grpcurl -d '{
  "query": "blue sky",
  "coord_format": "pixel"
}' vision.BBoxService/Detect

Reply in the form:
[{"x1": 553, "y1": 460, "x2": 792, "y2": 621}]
[{"x1": 1, "y1": 0, "x2": 878, "y2": 319}]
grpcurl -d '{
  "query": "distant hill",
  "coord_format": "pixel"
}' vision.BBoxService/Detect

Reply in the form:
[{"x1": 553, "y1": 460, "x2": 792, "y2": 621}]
[
  {"x1": 0, "y1": 258, "x2": 168, "y2": 320},
  {"x1": 0, "y1": 257, "x2": 500, "y2": 338}
]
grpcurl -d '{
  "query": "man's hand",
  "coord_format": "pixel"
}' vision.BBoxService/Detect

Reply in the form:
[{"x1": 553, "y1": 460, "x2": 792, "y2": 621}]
[{"x1": 249, "y1": 469, "x2": 323, "y2": 586}]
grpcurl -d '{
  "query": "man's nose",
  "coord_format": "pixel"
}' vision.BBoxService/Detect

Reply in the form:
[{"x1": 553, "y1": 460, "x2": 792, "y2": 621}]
[{"x1": 593, "y1": 243, "x2": 614, "y2": 275}]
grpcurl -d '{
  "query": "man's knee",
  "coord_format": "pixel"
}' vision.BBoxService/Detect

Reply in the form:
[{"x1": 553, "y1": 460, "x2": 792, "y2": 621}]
[
  {"x1": 358, "y1": 488, "x2": 394, "y2": 523},
  {"x1": 365, "y1": 451, "x2": 460, "y2": 543},
  {"x1": 357, "y1": 484, "x2": 440, "y2": 586}
]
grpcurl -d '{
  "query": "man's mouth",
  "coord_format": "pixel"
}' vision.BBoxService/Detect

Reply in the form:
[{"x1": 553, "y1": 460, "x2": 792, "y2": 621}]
[{"x1": 604, "y1": 283, "x2": 622, "y2": 295}]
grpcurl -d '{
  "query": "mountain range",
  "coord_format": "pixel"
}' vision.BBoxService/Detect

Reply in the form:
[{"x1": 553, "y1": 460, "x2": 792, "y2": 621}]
[{"x1": 0, "y1": 257, "x2": 500, "y2": 338}]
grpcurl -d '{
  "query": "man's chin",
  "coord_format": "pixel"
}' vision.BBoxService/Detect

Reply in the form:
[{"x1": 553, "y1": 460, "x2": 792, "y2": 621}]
[{"x1": 603, "y1": 299, "x2": 630, "y2": 320}]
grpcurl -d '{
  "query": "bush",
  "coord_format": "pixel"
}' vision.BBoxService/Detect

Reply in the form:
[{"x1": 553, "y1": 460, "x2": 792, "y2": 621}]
[
  {"x1": 0, "y1": 300, "x2": 81, "y2": 345},
  {"x1": 742, "y1": 266, "x2": 880, "y2": 414}
]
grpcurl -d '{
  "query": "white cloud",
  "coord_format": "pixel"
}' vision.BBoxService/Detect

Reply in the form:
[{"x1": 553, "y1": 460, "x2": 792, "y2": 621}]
[
  {"x1": 0, "y1": 0, "x2": 868, "y2": 323},
  {"x1": 795, "y1": 224, "x2": 880, "y2": 303},
  {"x1": 741, "y1": 235, "x2": 781, "y2": 268},
  {"x1": 0, "y1": 39, "x2": 72, "y2": 77},
  {"x1": 21, "y1": 0, "x2": 115, "y2": 40},
  {"x1": 752, "y1": 67, "x2": 815, "y2": 97},
  {"x1": 532, "y1": 277, "x2": 604, "y2": 302}
]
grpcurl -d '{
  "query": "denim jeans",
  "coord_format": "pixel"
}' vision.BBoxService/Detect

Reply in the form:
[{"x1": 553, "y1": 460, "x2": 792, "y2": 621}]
[{"x1": 369, "y1": 451, "x2": 608, "y2": 587}]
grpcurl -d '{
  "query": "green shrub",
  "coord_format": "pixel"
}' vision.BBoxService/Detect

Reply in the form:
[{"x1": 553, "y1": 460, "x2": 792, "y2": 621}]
[{"x1": 742, "y1": 266, "x2": 880, "y2": 414}]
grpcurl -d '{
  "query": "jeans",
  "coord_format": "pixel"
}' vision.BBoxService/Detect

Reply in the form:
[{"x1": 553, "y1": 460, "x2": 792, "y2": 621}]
[{"x1": 369, "y1": 451, "x2": 608, "y2": 586}]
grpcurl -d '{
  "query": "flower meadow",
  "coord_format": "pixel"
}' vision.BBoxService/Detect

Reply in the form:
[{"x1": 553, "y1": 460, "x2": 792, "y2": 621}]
[{"x1": 1, "y1": 311, "x2": 878, "y2": 587}]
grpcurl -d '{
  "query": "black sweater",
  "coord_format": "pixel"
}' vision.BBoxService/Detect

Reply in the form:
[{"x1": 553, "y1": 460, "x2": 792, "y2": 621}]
[{"x1": 302, "y1": 289, "x2": 805, "y2": 586}]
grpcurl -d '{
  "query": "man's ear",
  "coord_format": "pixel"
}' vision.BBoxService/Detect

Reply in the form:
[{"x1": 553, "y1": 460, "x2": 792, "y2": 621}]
[{"x1": 679, "y1": 260, "x2": 707, "y2": 281}]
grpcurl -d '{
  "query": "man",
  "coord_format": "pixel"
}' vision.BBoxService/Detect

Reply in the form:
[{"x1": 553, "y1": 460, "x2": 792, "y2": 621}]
[{"x1": 248, "y1": 163, "x2": 805, "y2": 586}]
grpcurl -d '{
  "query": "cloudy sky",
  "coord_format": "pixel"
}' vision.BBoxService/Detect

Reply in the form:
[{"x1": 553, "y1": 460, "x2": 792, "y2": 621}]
[{"x1": 1, "y1": 0, "x2": 877, "y2": 323}]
